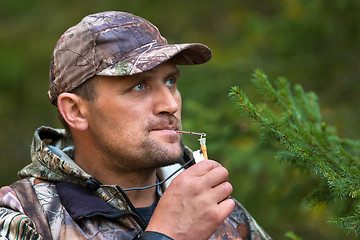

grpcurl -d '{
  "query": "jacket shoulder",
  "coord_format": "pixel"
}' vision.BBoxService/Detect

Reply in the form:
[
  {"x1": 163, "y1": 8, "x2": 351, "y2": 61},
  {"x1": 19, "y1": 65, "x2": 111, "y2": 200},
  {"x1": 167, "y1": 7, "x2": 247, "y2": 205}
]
[
  {"x1": 0, "y1": 205, "x2": 42, "y2": 239},
  {"x1": 0, "y1": 178, "x2": 54, "y2": 239},
  {"x1": 0, "y1": 185, "x2": 24, "y2": 213}
]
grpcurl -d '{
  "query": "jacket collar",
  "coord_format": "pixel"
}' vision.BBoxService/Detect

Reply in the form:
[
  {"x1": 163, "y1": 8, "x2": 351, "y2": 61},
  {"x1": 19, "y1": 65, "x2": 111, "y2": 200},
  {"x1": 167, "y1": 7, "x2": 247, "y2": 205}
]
[{"x1": 55, "y1": 181, "x2": 127, "y2": 220}]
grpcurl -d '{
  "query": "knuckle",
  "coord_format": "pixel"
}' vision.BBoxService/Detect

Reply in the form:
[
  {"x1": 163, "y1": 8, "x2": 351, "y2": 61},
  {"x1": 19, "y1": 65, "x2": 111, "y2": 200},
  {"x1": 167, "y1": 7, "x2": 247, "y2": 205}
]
[
  {"x1": 172, "y1": 174, "x2": 202, "y2": 194},
  {"x1": 173, "y1": 173, "x2": 189, "y2": 186},
  {"x1": 219, "y1": 181, "x2": 233, "y2": 196},
  {"x1": 218, "y1": 166, "x2": 229, "y2": 177},
  {"x1": 225, "y1": 181, "x2": 233, "y2": 192},
  {"x1": 190, "y1": 180, "x2": 205, "y2": 195},
  {"x1": 212, "y1": 211, "x2": 225, "y2": 223},
  {"x1": 201, "y1": 160, "x2": 221, "y2": 170},
  {"x1": 204, "y1": 208, "x2": 218, "y2": 220}
]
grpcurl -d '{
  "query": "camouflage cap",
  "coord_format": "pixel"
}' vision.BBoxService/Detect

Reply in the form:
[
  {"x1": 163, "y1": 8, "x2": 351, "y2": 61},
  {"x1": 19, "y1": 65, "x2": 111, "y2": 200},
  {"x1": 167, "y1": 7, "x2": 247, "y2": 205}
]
[{"x1": 48, "y1": 11, "x2": 212, "y2": 105}]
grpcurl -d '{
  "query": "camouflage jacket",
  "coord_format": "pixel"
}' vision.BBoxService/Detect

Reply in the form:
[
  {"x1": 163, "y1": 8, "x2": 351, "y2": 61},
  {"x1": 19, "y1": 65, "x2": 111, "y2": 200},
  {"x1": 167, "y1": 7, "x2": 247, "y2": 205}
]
[{"x1": 0, "y1": 126, "x2": 271, "y2": 240}]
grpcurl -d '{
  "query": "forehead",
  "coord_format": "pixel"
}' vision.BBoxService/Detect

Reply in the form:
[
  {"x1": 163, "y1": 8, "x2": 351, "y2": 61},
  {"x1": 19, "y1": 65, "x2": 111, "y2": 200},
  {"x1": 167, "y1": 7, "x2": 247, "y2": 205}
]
[
  {"x1": 132, "y1": 61, "x2": 179, "y2": 81},
  {"x1": 93, "y1": 61, "x2": 179, "y2": 87}
]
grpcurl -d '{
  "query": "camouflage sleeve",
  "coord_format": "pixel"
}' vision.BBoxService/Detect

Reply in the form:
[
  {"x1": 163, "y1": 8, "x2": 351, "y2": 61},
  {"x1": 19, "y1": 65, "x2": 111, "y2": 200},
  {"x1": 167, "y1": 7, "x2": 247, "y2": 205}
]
[
  {"x1": 0, "y1": 207, "x2": 43, "y2": 240},
  {"x1": 0, "y1": 186, "x2": 43, "y2": 240},
  {"x1": 209, "y1": 197, "x2": 271, "y2": 240},
  {"x1": 228, "y1": 198, "x2": 272, "y2": 240}
]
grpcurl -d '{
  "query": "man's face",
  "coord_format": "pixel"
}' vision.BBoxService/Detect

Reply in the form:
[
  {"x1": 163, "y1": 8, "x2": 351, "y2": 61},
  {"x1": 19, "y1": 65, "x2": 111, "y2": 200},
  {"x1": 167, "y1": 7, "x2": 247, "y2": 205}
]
[{"x1": 84, "y1": 61, "x2": 183, "y2": 172}]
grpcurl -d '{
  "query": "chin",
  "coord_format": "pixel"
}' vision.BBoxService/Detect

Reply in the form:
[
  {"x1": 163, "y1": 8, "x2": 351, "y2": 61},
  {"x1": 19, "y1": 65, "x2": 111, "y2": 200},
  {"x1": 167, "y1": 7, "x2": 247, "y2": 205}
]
[
  {"x1": 138, "y1": 137, "x2": 184, "y2": 163},
  {"x1": 158, "y1": 146, "x2": 183, "y2": 162},
  {"x1": 142, "y1": 145, "x2": 183, "y2": 166}
]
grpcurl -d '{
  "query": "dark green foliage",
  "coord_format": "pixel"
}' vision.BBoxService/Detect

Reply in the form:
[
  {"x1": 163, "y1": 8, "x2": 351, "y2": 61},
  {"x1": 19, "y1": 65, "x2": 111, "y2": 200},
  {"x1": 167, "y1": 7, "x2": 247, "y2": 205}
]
[
  {"x1": 1, "y1": 1, "x2": 360, "y2": 239},
  {"x1": 230, "y1": 70, "x2": 360, "y2": 236}
]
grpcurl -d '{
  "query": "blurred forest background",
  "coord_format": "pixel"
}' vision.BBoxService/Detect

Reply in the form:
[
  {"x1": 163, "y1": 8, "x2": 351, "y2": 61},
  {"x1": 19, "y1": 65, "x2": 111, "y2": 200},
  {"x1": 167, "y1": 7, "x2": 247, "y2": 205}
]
[{"x1": 1, "y1": 0, "x2": 359, "y2": 239}]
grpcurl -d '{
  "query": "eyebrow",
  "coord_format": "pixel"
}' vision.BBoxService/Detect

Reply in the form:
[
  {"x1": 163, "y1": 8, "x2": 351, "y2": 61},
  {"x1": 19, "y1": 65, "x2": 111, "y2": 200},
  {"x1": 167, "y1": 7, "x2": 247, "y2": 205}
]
[
  {"x1": 165, "y1": 69, "x2": 180, "y2": 79},
  {"x1": 133, "y1": 68, "x2": 180, "y2": 82}
]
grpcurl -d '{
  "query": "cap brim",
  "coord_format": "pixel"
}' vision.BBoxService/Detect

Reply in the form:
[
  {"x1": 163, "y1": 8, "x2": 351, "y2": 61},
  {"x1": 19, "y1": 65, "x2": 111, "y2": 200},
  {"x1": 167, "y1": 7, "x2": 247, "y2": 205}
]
[{"x1": 96, "y1": 43, "x2": 212, "y2": 76}]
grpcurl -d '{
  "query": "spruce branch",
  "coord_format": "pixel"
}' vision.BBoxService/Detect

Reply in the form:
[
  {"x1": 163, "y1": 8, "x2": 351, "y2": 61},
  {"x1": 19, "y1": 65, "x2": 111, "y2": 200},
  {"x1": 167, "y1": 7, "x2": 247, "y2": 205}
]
[{"x1": 229, "y1": 69, "x2": 360, "y2": 236}]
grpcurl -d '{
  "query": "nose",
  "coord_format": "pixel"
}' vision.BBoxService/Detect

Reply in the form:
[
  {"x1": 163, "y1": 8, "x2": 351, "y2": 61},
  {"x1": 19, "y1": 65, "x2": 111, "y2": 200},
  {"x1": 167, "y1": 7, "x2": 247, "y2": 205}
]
[{"x1": 153, "y1": 85, "x2": 180, "y2": 116}]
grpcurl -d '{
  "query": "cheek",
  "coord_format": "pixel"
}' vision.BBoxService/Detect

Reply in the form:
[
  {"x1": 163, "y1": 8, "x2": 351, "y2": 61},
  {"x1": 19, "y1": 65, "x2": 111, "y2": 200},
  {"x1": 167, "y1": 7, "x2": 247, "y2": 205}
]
[
  {"x1": 116, "y1": 105, "x2": 150, "y2": 132},
  {"x1": 102, "y1": 109, "x2": 146, "y2": 148},
  {"x1": 175, "y1": 107, "x2": 182, "y2": 121},
  {"x1": 111, "y1": 107, "x2": 145, "y2": 133},
  {"x1": 89, "y1": 100, "x2": 139, "y2": 133},
  {"x1": 176, "y1": 95, "x2": 182, "y2": 119}
]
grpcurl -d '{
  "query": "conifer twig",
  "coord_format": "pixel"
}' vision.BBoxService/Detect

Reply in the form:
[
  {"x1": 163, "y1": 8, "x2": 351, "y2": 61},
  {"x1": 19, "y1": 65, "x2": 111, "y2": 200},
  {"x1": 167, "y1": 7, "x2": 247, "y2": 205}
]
[{"x1": 229, "y1": 69, "x2": 360, "y2": 236}]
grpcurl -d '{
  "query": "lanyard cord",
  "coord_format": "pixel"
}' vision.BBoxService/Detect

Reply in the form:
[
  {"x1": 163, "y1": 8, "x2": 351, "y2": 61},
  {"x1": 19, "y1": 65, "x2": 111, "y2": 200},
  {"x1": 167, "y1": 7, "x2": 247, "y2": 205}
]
[{"x1": 123, "y1": 157, "x2": 195, "y2": 192}]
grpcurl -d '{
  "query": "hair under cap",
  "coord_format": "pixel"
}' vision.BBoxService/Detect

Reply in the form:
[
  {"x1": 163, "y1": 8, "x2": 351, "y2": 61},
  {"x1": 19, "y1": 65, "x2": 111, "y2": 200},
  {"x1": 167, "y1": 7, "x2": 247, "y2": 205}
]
[{"x1": 48, "y1": 11, "x2": 212, "y2": 105}]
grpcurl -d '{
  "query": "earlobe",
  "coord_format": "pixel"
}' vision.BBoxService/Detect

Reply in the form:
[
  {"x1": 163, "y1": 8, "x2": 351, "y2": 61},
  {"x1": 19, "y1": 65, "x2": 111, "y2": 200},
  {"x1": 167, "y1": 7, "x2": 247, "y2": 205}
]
[{"x1": 57, "y1": 93, "x2": 89, "y2": 131}]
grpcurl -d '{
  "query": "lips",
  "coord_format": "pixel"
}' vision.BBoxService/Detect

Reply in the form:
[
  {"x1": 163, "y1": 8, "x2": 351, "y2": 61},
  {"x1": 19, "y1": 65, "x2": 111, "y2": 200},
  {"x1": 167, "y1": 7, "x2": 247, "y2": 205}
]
[
  {"x1": 149, "y1": 124, "x2": 181, "y2": 136},
  {"x1": 148, "y1": 121, "x2": 182, "y2": 144},
  {"x1": 147, "y1": 117, "x2": 181, "y2": 133},
  {"x1": 151, "y1": 126, "x2": 177, "y2": 131},
  {"x1": 150, "y1": 128, "x2": 178, "y2": 136}
]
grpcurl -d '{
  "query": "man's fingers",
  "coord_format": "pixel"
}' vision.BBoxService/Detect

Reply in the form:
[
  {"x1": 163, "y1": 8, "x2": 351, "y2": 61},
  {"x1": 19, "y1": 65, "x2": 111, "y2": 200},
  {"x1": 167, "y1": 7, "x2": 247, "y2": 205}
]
[
  {"x1": 186, "y1": 160, "x2": 222, "y2": 177},
  {"x1": 217, "y1": 198, "x2": 236, "y2": 219},
  {"x1": 211, "y1": 181, "x2": 233, "y2": 203},
  {"x1": 204, "y1": 165, "x2": 229, "y2": 188}
]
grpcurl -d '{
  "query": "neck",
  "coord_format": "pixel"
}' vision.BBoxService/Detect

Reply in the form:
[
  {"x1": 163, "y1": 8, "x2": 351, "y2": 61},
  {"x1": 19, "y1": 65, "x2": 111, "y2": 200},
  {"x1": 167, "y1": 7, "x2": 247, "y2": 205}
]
[
  {"x1": 117, "y1": 170, "x2": 158, "y2": 208},
  {"x1": 73, "y1": 141, "x2": 158, "y2": 208},
  {"x1": 85, "y1": 159, "x2": 158, "y2": 207},
  {"x1": 121, "y1": 176, "x2": 158, "y2": 208}
]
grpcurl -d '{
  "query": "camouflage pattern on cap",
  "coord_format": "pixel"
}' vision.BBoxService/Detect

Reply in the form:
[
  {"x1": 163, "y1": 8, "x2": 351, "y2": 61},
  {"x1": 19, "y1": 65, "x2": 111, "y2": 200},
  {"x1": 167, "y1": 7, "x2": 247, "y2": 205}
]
[{"x1": 48, "y1": 11, "x2": 212, "y2": 105}]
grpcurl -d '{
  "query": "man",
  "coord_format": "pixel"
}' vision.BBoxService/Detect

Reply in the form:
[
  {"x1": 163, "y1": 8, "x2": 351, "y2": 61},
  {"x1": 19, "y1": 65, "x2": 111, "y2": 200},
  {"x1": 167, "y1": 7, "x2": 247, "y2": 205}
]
[{"x1": 0, "y1": 11, "x2": 271, "y2": 239}]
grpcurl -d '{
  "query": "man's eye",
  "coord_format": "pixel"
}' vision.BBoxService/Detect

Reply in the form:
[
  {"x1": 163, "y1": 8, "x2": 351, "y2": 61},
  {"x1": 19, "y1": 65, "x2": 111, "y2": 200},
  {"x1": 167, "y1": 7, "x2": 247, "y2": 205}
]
[
  {"x1": 165, "y1": 78, "x2": 176, "y2": 87},
  {"x1": 132, "y1": 83, "x2": 145, "y2": 91}
]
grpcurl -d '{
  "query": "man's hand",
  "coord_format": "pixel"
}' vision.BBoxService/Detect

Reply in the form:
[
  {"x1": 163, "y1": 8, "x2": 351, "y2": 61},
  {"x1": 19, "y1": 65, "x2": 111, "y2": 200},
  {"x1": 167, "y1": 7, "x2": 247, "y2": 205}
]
[{"x1": 146, "y1": 160, "x2": 235, "y2": 240}]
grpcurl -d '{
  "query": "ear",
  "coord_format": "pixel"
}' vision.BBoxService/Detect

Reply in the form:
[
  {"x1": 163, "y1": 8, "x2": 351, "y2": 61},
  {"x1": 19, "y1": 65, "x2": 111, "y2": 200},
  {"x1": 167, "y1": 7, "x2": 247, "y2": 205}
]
[{"x1": 57, "y1": 93, "x2": 89, "y2": 131}]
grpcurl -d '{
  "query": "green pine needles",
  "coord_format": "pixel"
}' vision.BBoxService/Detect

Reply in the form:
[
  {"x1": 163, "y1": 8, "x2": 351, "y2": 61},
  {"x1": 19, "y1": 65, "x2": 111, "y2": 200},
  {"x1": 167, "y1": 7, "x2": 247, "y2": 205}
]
[{"x1": 229, "y1": 69, "x2": 360, "y2": 236}]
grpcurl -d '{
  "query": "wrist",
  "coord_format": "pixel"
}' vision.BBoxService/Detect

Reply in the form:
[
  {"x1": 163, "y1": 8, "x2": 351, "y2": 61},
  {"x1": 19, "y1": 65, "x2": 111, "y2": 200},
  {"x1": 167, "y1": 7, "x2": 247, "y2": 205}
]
[{"x1": 138, "y1": 231, "x2": 173, "y2": 240}]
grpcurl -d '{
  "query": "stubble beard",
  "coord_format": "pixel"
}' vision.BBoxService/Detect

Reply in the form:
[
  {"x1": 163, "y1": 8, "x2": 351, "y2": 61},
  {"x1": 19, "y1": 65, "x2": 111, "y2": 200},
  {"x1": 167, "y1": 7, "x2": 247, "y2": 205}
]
[
  {"x1": 136, "y1": 136, "x2": 185, "y2": 170},
  {"x1": 95, "y1": 134, "x2": 184, "y2": 173},
  {"x1": 100, "y1": 116, "x2": 184, "y2": 172},
  {"x1": 133, "y1": 115, "x2": 184, "y2": 170}
]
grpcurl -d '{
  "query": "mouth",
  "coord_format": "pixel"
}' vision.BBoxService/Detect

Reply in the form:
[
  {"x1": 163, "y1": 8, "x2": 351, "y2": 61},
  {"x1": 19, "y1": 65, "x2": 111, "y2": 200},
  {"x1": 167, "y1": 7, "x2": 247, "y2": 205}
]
[
  {"x1": 149, "y1": 127, "x2": 181, "y2": 144},
  {"x1": 150, "y1": 127, "x2": 178, "y2": 133},
  {"x1": 149, "y1": 124, "x2": 184, "y2": 138},
  {"x1": 148, "y1": 116, "x2": 181, "y2": 132},
  {"x1": 148, "y1": 116, "x2": 182, "y2": 138}
]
